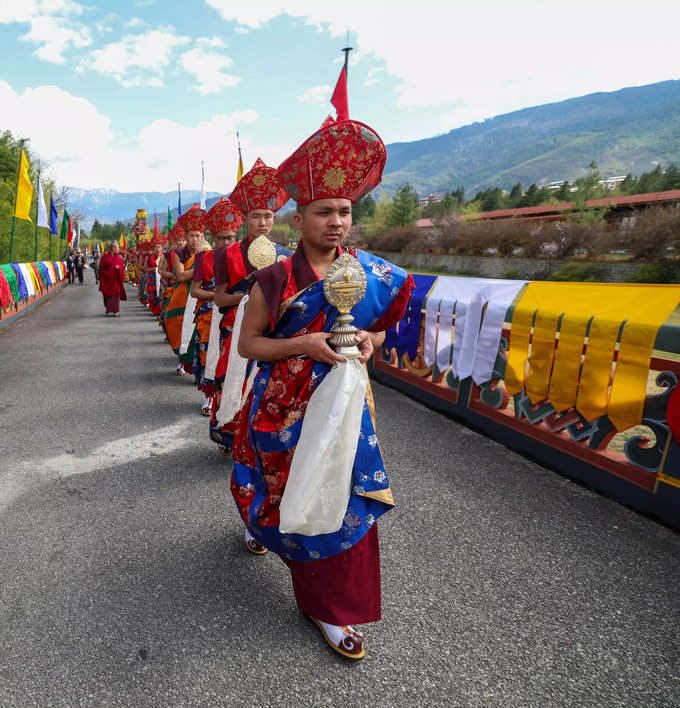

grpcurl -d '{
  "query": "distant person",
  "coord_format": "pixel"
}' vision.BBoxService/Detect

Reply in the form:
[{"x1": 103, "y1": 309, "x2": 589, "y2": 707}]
[
  {"x1": 92, "y1": 252, "x2": 101, "y2": 284},
  {"x1": 66, "y1": 252, "x2": 75, "y2": 284},
  {"x1": 98, "y1": 241, "x2": 127, "y2": 317},
  {"x1": 75, "y1": 251, "x2": 85, "y2": 285}
]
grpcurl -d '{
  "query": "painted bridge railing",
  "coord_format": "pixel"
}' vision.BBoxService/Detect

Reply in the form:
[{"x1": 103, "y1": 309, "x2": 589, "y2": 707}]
[
  {"x1": 0, "y1": 261, "x2": 68, "y2": 323},
  {"x1": 370, "y1": 276, "x2": 680, "y2": 530}
]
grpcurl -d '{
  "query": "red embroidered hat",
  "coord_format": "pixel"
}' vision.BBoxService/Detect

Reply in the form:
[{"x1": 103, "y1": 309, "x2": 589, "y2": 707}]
[
  {"x1": 177, "y1": 203, "x2": 208, "y2": 233},
  {"x1": 276, "y1": 118, "x2": 386, "y2": 207},
  {"x1": 151, "y1": 233, "x2": 167, "y2": 246},
  {"x1": 208, "y1": 197, "x2": 244, "y2": 233},
  {"x1": 229, "y1": 158, "x2": 289, "y2": 214},
  {"x1": 168, "y1": 224, "x2": 186, "y2": 242}
]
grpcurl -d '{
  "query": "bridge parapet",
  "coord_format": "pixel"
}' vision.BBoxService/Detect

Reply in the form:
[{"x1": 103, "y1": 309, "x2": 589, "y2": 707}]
[{"x1": 371, "y1": 275, "x2": 680, "y2": 529}]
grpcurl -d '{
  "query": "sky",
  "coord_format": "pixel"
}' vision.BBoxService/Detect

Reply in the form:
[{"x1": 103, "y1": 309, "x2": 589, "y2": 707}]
[{"x1": 1, "y1": 0, "x2": 679, "y2": 193}]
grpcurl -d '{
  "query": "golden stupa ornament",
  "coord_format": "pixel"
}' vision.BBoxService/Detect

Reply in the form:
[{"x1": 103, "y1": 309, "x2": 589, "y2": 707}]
[
  {"x1": 323, "y1": 252, "x2": 367, "y2": 359},
  {"x1": 247, "y1": 235, "x2": 277, "y2": 270}
]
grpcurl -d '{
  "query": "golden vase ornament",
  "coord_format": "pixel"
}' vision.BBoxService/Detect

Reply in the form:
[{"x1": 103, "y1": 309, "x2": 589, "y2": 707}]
[{"x1": 323, "y1": 252, "x2": 367, "y2": 359}]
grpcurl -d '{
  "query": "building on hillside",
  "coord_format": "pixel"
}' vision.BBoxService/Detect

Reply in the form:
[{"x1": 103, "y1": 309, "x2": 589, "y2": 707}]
[
  {"x1": 599, "y1": 175, "x2": 627, "y2": 191},
  {"x1": 419, "y1": 194, "x2": 441, "y2": 209}
]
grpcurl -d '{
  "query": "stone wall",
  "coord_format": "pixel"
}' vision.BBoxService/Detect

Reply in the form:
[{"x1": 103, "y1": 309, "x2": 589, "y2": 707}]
[{"x1": 371, "y1": 251, "x2": 642, "y2": 282}]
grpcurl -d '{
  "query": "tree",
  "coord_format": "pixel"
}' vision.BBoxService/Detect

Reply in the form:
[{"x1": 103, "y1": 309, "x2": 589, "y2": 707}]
[
  {"x1": 518, "y1": 183, "x2": 543, "y2": 207},
  {"x1": 481, "y1": 188, "x2": 504, "y2": 212},
  {"x1": 386, "y1": 184, "x2": 419, "y2": 227},
  {"x1": 508, "y1": 182, "x2": 523, "y2": 205},
  {"x1": 555, "y1": 181, "x2": 571, "y2": 201},
  {"x1": 352, "y1": 195, "x2": 376, "y2": 222}
]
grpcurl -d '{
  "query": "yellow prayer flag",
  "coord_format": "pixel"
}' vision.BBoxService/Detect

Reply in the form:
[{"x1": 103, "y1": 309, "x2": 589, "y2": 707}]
[
  {"x1": 505, "y1": 282, "x2": 680, "y2": 432},
  {"x1": 119, "y1": 233, "x2": 125, "y2": 247},
  {"x1": 14, "y1": 150, "x2": 33, "y2": 221}
]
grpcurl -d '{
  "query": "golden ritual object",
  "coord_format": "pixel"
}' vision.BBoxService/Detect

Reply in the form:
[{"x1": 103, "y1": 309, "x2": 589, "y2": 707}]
[
  {"x1": 247, "y1": 235, "x2": 277, "y2": 270},
  {"x1": 323, "y1": 252, "x2": 367, "y2": 359}
]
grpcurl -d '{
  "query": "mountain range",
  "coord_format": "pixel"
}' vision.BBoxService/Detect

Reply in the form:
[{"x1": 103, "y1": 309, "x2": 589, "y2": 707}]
[{"x1": 70, "y1": 78, "x2": 680, "y2": 227}]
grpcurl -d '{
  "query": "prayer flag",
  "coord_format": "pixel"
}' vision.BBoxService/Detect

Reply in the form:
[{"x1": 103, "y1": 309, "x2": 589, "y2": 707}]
[
  {"x1": 200, "y1": 161, "x2": 206, "y2": 209},
  {"x1": 236, "y1": 132, "x2": 244, "y2": 183},
  {"x1": 36, "y1": 174, "x2": 48, "y2": 228},
  {"x1": 67, "y1": 217, "x2": 73, "y2": 244},
  {"x1": 178, "y1": 183, "x2": 182, "y2": 217},
  {"x1": 49, "y1": 194, "x2": 58, "y2": 234},
  {"x1": 59, "y1": 209, "x2": 70, "y2": 240},
  {"x1": 14, "y1": 150, "x2": 33, "y2": 221},
  {"x1": 330, "y1": 65, "x2": 349, "y2": 121},
  {"x1": 119, "y1": 233, "x2": 125, "y2": 248},
  {"x1": 154, "y1": 213, "x2": 159, "y2": 237},
  {"x1": 167, "y1": 206, "x2": 173, "y2": 231}
]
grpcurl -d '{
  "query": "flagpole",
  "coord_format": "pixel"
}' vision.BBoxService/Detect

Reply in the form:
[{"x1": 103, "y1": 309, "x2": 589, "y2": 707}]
[
  {"x1": 34, "y1": 168, "x2": 40, "y2": 261},
  {"x1": 9, "y1": 138, "x2": 26, "y2": 263},
  {"x1": 49, "y1": 191, "x2": 52, "y2": 260},
  {"x1": 342, "y1": 31, "x2": 353, "y2": 75}
]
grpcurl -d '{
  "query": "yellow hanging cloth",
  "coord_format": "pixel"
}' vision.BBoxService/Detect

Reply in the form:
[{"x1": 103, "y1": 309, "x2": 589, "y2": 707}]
[
  {"x1": 14, "y1": 150, "x2": 33, "y2": 221},
  {"x1": 505, "y1": 282, "x2": 680, "y2": 431}
]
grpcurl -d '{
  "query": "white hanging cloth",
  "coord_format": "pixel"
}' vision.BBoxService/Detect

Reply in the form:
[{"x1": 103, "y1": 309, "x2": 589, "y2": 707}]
[
  {"x1": 215, "y1": 294, "x2": 250, "y2": 425},
  {"x1": 179, "y1": 292, "x2": 197, "y2": 355},
  {"x1": 203, "y1": 302, "x2": 222, "y2": 381},
  {"x1": 279, "y1": 358, "x2": 368, "y2": 536},
  {"x1": 422, "y1": 276, "x2": 528, "y2": 382},
  {"x1": 155, "y1": 267, "x2": 160, "y2": 298}
]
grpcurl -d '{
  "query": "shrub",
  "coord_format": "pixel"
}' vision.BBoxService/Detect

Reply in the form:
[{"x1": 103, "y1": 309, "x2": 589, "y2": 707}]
[
  {"x1": 624, "y1": 205, "x2": 680, "y2": 260},
  {"x1": 551, "y1": 261, "x2": 603, "y2": 282},
  {"x1": 629, "y1": 259, "x2": 680, "y2": 283},
  {"x1": 503, "y1": 268, "x2": 521, "y2": 279}
]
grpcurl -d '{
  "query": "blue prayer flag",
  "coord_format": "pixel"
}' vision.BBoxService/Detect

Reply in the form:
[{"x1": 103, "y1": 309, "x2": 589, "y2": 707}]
[
  {"x1": 49, "y1": 194, "x2": 58, "y2": 235},
  {"x1": 177, "y1": 183, "x2": 182, "y2": 217}
]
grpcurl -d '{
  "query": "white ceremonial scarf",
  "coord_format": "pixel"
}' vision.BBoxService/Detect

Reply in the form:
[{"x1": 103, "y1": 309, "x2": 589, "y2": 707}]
[
  {"x1": 279, "y1": 358, "x2": 368, "y2": 536},
  {"x1": 422, "y1": 276, "x2": 528, "y2": 382},
  {"x1": 179, "y1": 292, "x2": 197, "y2": 355},
  {"x1": 155, "y1": 267, "x2": 160, "y2": 297},
  {"x1": 470, "y1": 280, "x2": 527, "y2": 384},
  {"x1": 203, "y1": 303, "x2": 222, "y2": 381},
  {"x1": 215, "y1": 294, "x2": 250, "y2": 425},
  {"x1": 19, "y1": 264, "x2": 36, "y2": 297}
]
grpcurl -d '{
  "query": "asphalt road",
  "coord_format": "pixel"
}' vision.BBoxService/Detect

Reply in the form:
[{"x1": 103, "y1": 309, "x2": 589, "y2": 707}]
[{"x1": 1, "y1": 271, "x2": 679, "y2": 707}]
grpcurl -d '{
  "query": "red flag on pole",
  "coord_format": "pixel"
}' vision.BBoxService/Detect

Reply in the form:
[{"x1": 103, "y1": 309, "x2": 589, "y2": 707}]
[
  {"x1": 154, "y1": 213, "x2": 159, "y2": 237},
  {"x1": 330, "y1": 65, "x2": 349, "y2": 121},
  {"x1": 67, "y1": 216, "x2": 73, "y2": 244}
]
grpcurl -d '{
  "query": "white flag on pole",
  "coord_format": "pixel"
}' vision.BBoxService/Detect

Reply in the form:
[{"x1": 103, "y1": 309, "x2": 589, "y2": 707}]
[
  {"x1": 37, "y1": 174, "x2": 48, "y2": 228},
  {"x1": 200, "y1": 161, "x2": 206, "y2": 209}
]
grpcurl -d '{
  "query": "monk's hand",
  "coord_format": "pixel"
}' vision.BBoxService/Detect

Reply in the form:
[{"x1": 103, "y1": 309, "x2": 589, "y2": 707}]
[
  {"x1": 355, "y1": 329, "x2": 374, "y2": 364},
  {"x1": 304, "y1": 332, "x2": 346, "y2": 365}
]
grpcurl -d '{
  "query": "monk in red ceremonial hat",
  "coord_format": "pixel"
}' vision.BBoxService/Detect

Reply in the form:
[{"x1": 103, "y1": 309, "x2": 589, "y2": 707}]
[
  {"x1": 209, "y1": 159, "x2": 290, "y2": 477},
  {"x1": 164, "y1": 204, "x2": 207, "y2": 375},
  {"x1": 234, "y1": 118, "x2": 414, "y2": 659},
  {"x1": 159, "y1": 225, "x2": 186, "y2": 342},
  {"x1": 147, "y1": 235, "x2": 166, "y2": 318},
  {"x1": 99, "y1": 240, "x2": 127, "y2": 316},
  {"x1": 190, "y1": 198, "x2": 244, "y2": 415}
]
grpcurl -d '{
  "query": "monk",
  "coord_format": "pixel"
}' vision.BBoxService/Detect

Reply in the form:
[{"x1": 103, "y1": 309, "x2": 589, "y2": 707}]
[
  {"x1": 233, "y1": 118, "x2": 413, "y2": 659},
  {"x1": 98, "y1": 241, "x2": 127, "y2": 317},
  {"x1": 210, "y1": 159, "x2": 290, "y2": 458},
  {"x1": 190, "y1": 198, "x2": 243, "y2": 415},
  {"x1": 165, "y1": 204, "x2": 207, "y2": 375}
]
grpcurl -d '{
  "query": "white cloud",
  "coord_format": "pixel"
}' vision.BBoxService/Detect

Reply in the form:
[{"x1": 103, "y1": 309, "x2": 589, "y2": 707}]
[
  {"x1": 180, "y1": 47, "x2": 240, "y2": 94},
  {"x1": 298, "y1": 84, "x2": 331, "y2": 105},
  {"x1": 1, "y1": 0, "x2": 92, "y2": 63},
  {"x1": 125, "y1": 16, "x2": 147, "y2": 28},
  {"x1": 204, "y1": 0, "x2": 680, "y2": 126},
  {"x1": 0, "y1": 80, "x2": 265, "y2": 192},
  {"x1": 364, "y1": 67, "x2": 384, "y2": 87},
  {"x1": 84, "y1": 28, "x2": 191, "y2": 87}
]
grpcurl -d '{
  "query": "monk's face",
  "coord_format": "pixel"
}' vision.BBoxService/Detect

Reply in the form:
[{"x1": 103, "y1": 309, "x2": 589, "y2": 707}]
[
  {"x1": 175, "y1": 237, "x2": 186, "y2": 250},
  {"x1": 294, "y1": 198, "x2": 352, "y2": 252},
  {"x1": 185, "y1": 230, "x2": 204, "y2": 253},
  {"x1": 245, "y1": 209, "x2": 275, "y2": 238},
  {"x1": 112, "y1": 243, "x2": 120, "y2": 255},
  {"x1": 212, "y1": 230, "x2": 236, "y2": 247}
]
